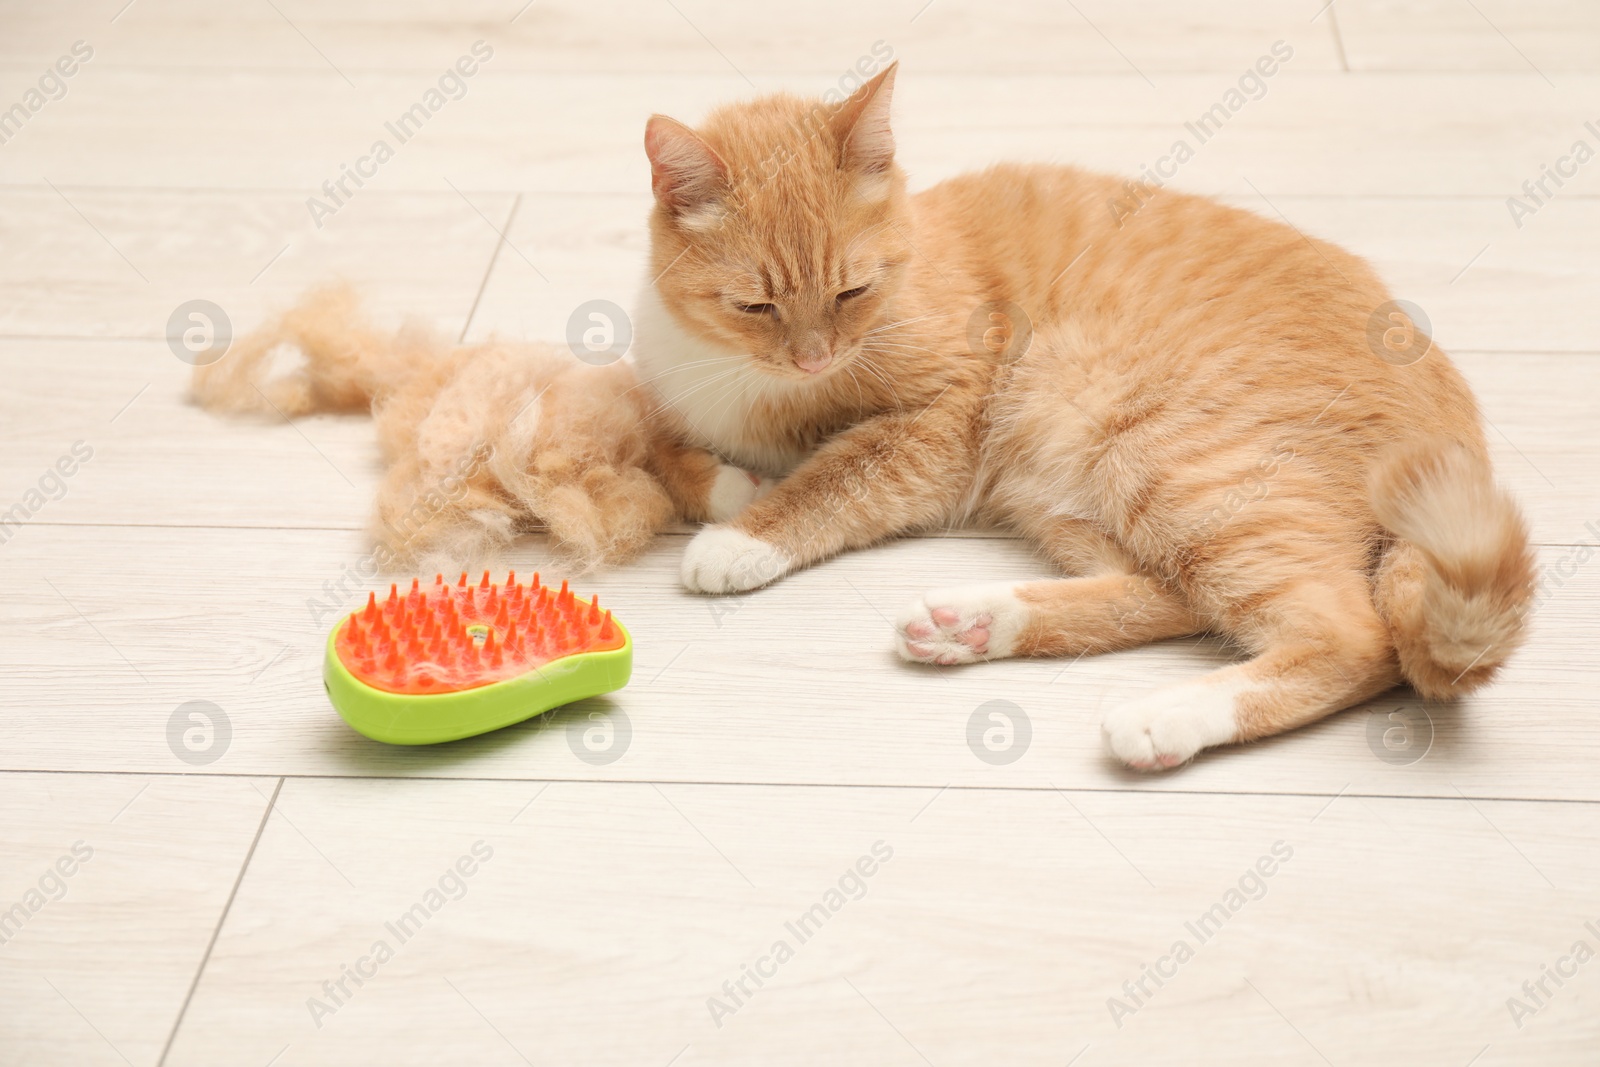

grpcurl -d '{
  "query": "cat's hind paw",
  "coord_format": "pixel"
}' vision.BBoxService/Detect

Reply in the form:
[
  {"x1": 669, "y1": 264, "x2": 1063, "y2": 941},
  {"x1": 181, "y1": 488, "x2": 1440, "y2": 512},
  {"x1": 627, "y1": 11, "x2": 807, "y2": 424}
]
[
  {"x1": 1101, "y1": 680, "x2": 1242, "y2": 771},
  {"x1": 894, "y1": 583, "x2": 1027, "y2": 665}
]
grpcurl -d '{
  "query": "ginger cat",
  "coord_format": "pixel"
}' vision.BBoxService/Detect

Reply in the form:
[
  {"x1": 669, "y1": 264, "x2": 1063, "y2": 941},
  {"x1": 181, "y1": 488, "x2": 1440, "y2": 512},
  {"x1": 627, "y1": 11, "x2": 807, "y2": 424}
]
[{"x1": 633, "y1": 63, "x2": 1535, "y2": 771}]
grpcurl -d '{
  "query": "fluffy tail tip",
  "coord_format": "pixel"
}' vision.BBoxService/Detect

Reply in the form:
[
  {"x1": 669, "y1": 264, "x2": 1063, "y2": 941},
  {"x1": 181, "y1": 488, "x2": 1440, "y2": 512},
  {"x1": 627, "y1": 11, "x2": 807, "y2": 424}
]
[{"x1": 1371, "y1": 442, "x2": 1536, "y2": 699}]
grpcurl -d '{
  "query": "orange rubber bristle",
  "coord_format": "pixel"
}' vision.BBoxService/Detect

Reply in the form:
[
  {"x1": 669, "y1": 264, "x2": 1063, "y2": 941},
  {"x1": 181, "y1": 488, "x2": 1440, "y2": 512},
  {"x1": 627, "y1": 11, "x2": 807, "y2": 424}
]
[{"x1": 335, "y1": 573, "x2": 625, "y2": 695}]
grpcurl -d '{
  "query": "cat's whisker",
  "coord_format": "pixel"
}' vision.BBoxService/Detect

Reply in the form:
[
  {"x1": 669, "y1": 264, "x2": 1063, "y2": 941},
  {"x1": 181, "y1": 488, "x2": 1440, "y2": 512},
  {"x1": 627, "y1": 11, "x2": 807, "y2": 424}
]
[
  {"x1": 692, "y1": 364, "x2": 765, "y2": 439},
  {"x1": 629, "y1": 352, "x2": 739, "y2": 380},
  {"x1": 844, "y1": 362, "x2": 867, "y2": 411},
  {"x1": 620, "y1": 354, "x2": 742, "y2": 399},
  {"x1": 643, "y1": 363, "x2": 753, "y2": 424},
  {"x1": 860, "y1": 340, "x2": 942, "y2": 363},
  {"x1": 647, "y1": 376, "x2": 744, "y2": 425},
  {"x1": 860, "y1": 341, "x2": 936, "y2": 356},
  {"x1": 852, "y1": 352, "x2": 902, "y2": 409},
  {"x1": 863, "y1": 314, "x2": 937, "y2": 336},
  {"x1": 651, "y1": 362, "x2": 747, "y2": 408},
  {"x1": 689, "y1": 358, "x2": 763, "y2": 412}
]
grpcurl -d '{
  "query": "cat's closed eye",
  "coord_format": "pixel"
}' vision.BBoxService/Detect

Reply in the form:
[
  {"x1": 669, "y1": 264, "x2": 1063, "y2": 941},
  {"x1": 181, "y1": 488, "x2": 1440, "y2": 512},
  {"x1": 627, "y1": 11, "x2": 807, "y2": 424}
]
[
  {"x1": 835, "y1": 286, "x2": 870, "y2": 303},
  {"x1": 736, "y1": 302, "x2": 778, "y2": 318}
]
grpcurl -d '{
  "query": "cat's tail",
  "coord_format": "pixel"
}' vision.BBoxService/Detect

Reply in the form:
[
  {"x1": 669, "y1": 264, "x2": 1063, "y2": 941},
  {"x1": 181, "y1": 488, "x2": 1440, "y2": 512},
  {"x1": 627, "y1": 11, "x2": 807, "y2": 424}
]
[
  {"x1": 1370, "y1": 441, "x2": 1536, "y2": 700},
  {"x1": 190, "y1": 284, "x2": 420, "y2": 418}
]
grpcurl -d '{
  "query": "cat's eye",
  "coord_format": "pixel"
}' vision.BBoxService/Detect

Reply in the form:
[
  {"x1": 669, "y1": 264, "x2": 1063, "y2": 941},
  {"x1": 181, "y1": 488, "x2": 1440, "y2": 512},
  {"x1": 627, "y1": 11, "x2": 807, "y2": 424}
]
[
  {"x1": 835, "y1": 286, "x2": 870, "y2": 303},
  {"x1": 737, "y1": 302, "x2": 777, "y2": 318}
]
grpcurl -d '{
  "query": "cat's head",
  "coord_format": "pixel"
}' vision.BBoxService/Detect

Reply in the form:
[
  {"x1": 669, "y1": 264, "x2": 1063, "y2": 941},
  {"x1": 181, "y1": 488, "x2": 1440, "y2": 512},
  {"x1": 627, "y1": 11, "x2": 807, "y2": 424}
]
[{"x1": 643, "y1": 63, "x2": 910, "y2": 380}]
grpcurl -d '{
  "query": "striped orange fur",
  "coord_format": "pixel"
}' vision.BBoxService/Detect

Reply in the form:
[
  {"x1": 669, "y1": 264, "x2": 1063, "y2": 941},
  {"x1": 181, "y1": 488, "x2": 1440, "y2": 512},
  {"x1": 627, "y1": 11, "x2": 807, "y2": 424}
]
[{"x1": 636, "y1": 64, "x2": 1535, "y2": 770}]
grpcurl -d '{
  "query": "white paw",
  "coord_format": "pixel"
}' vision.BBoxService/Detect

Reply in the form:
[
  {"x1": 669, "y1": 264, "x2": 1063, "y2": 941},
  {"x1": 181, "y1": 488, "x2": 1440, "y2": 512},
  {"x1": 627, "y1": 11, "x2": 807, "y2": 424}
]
[
  {"x1": 681, "y1": 526, "x2": 791, "y2": 593},
  {"x1": 894, "y1": 583, "x2": 1029, "y2": 665},
  {"x1": 1101, "y1": 678, "x2": 1245, "y2": 771},
  {"x1": 706, "y1": 464, "x2": 774, "y2": 523}
]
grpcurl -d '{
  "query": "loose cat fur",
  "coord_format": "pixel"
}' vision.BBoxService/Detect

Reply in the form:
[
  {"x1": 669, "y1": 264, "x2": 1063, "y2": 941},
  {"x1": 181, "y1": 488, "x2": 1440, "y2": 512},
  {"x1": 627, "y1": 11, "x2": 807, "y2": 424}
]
[{"x1": 633, "y1": 63, "x2": 1536, "y2": 771}]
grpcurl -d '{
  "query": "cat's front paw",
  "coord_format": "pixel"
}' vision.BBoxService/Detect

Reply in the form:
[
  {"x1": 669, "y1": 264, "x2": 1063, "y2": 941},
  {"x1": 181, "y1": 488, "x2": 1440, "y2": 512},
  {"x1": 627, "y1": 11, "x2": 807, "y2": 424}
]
[
  {"x1": 681, "y1": 526, "x2": 791, "y2": 593},
  {"x1": 1101, "y1": 680, "x2": 1241, "y2": 771},
  {"x1": 706, "y1": 464, "x2": 775, "y2": 523}
]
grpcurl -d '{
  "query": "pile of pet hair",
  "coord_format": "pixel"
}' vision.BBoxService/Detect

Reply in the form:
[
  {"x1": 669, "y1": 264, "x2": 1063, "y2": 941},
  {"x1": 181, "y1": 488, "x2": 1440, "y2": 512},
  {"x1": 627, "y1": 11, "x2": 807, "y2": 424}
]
[{"x1": 191, "y1": 286, "x2": 676, "y2": 572}]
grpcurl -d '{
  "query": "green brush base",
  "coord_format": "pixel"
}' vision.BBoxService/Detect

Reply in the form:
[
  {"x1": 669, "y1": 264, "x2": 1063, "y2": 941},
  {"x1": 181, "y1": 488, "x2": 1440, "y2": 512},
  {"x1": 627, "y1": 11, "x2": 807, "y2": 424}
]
[{"x1": 323, "y1": 616, "x2": 633, "y2": 745}]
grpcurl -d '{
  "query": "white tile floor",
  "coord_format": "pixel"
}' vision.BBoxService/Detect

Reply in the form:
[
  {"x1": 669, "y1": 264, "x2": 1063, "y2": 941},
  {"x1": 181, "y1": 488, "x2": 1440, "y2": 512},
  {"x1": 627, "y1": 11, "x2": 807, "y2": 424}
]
[{"x1": 2, "y1": 2, "x2": 1598, "y2": 1064}]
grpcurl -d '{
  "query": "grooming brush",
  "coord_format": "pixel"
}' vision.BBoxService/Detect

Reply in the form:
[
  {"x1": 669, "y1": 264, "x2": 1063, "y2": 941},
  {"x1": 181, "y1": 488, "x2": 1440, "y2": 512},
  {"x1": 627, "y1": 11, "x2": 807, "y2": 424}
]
[{"x1": 324, "y1": 571, "x2": 632, "y2": 744}]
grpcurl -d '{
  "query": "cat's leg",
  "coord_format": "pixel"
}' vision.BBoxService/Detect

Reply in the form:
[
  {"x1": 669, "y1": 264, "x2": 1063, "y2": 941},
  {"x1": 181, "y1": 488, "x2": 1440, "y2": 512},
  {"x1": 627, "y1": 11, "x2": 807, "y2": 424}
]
[
  {"x1": 1102, "y1": 575, "x2": 1400, "y2": 771},
  {"x1": 895, "y1": 573, "x2": 1199, "y2": 665},
  {"x1": 646, "y1": 430, "x2": 772, "y2": 523},
  {"x1": 1027, "y1": 515, "x2": 1146, "y2": 577},
  {"x1": 680, "y1": 405, "x2": 977, "y2": 593}
]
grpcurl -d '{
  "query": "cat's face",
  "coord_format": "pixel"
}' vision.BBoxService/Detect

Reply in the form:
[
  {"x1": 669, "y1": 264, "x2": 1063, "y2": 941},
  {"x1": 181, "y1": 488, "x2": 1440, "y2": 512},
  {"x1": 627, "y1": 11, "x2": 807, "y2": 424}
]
[{"x1": 644, "y1": 65, "x2": 909, "y2": 381}]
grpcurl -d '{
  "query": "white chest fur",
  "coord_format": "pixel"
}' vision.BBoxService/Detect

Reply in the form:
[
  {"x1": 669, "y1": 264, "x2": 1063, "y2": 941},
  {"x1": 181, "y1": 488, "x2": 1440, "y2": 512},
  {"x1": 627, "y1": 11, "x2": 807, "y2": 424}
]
[{"x1": 629, "y1": 282, "x2": 807, "y2": 474}]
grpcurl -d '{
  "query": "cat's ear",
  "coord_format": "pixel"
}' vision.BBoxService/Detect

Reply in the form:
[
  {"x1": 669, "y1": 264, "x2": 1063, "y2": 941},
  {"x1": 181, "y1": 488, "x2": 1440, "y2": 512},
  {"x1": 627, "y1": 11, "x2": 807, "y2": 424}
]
[
  {"x1": 644, "y1": 115, "x2": 729, "y2": 219},
  {"x1": 831, "y1": 61, "x2": 898, "y2": 175}
]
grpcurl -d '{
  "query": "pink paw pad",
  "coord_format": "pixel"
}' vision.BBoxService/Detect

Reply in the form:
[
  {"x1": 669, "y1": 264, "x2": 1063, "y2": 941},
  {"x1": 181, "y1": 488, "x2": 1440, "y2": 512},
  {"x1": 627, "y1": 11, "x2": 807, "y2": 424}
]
[
  {"x1": 897, "y1": 603, "x2": 999, "y2": 665},
  {"x1": 1127, "y1": 754, "x2": 1186, "y2": 772}
]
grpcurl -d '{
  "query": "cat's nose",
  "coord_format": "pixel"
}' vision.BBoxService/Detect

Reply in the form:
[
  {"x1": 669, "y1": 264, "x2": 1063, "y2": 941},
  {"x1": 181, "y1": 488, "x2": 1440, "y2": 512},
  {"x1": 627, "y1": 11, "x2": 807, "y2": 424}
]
[{"x1": 795, "y1": 348, "x2": 833, "y2": 374}]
